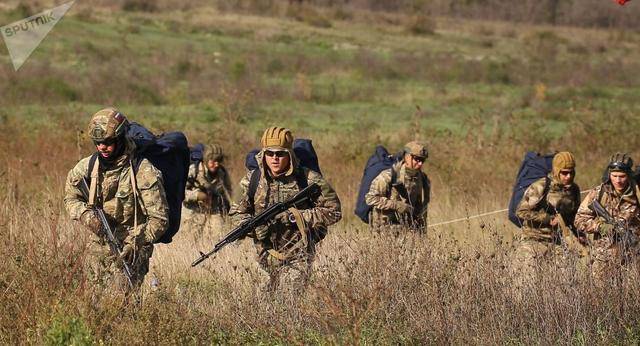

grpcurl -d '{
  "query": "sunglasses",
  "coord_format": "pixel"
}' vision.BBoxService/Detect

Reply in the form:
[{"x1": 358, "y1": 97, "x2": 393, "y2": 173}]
[
  {"x1": 93, "y1": 138, "x2": 117, "y2": 147},
  {"x1": 411, "y1": 155, "x2": 425, "y2": 163},
  {"x1": 559, "y1": 170, "x2": 574, "y2": 176},
  {"x1": 264, "y1": 150, "x2": 289, "y2": 158}
]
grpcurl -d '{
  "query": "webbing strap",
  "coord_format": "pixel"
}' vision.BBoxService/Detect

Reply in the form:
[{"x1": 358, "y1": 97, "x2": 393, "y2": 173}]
[
  {"x1": 88, "y1": 157, "x2": 100, "y2": 207},
  {"x1": 129, "y1": 163, "x2": 139, "y2": 233}
]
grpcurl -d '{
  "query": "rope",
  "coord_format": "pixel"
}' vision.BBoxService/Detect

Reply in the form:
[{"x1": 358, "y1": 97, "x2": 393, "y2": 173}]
[{"x1": 427, "y1": 189, "x2": 592, "y2": 229}]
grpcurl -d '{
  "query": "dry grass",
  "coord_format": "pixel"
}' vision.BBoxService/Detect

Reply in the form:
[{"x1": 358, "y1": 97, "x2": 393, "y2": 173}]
[{"x1": 2, "y1": 106, "x2": 640, "y2": 343}]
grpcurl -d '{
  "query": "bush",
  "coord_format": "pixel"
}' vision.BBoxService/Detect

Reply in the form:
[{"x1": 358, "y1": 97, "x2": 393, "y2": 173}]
[
  {"x1": 44, "y1": 315, "x2": 93, "y2": 346},
  {"x1": 122, "y1": 0, "x2": 157, "y2": 12},
  {"x1": 406, "y1": 14, "x2": 436, "y2": 35}
]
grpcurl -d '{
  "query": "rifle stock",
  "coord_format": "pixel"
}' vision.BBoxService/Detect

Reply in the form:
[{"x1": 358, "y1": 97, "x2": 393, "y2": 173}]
[{"x1": 191, "y1": 183, "x2": 322, "y2": 267}]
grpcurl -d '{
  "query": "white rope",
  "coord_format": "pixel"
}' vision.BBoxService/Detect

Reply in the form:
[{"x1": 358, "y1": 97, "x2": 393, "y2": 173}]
[{"x1": 427, "y1": 189, "x2": 592, "y2": 229}]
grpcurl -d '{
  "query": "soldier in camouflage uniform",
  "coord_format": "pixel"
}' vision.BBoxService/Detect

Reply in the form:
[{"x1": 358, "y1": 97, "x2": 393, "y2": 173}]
[
  {"x1": 575, "y1": 153, "x2": 640, "y2": 280},
  {"x1": 229, "y1": 127, "x2": 341, "y2": 291},
  {"x1": 512, "y1": 152, "x2": 584, "y2": 279},
  {"x1": 182, "y1": 144, "x2": 233, "y2": 240},
  {"x1": 365, "y1": 141, "x2": 430, "y2": 232},
  {"x1": 64, "y1": 108, "x2": 169, "y2": 292}
]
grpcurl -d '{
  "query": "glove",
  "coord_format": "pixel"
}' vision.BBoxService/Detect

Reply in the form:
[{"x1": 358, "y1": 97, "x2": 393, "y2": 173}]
[
  {"x1": 196, "y1": 191, "x2": 209, "y2": 202},
  {"x1": 598, "y1": 222, "x2": 614, "y2": 237},
  {"x1": 394, "y1": 201, "x2": 413, "y2": 215},
  {"x1": 80, "y1": 210, "x2": 103, "y2": 236},
  {"x1": 254, "y1": 224, "x2": 270, "y2": 241}
]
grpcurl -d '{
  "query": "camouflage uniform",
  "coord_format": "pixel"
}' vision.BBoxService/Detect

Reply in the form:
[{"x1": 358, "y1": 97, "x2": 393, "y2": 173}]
[
  {"x1": 63, "y1": 109, "x2": 168, "y2": 292},
  {"x1": 229, "y1": 128, "x2": 341, "y2": 291},
  {"x1": 575, "y1": 183, "x2": 640, "y2": 279},
  {"x1": 182, "y1": 159, "x2": 233, "y2": 240},
  {"x1": 513, "y1": 175, "x2": 582, "y2": 276},
  {"x1": 365, "y1": 161, "x2": 430, "y2": 232}
]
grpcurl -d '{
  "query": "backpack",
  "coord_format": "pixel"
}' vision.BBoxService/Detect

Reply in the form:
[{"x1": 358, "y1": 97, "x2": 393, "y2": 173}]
[
  {"x1": 507, "y1": 151, "x2": 555, "y2": 227},
  {"x1": 354, "y1": 145, "x2": 400, "y2": 223},
  {"x1": 87, "y1": 122, "x2": 190, "y2": 244},
  {"x1": 244, "y1": 138, "x2": 321, "y2": 204}
]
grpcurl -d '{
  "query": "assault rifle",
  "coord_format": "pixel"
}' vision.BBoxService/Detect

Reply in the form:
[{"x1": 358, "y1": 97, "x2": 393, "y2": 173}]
[
  {"x1": 78, "y1": 177, "x2": 134, "y2": 289},
  {"x1": 591, "y1": 199, "x2": 639, "y2": 249},
  {"x1": 191, "y1": 182, "x2": 322, "y2": 267}
]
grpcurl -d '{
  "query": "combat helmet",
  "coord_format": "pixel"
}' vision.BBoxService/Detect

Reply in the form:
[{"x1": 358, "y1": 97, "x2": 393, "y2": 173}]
[{"x1": 87, "y1": 108, "x2": 129, "y2": 143}]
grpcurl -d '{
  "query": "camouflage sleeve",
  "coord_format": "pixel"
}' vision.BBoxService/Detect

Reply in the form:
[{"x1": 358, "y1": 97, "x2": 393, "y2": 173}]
[
  {"x1": 301, "y1": 170, "x2": 342, "y2": 230},
  {"x1": 228, "y1": 170, "x2": 254, "y2": 227},
  {"x1": 515, "y1": 178, "x2": 553, "y2": 227},
  {"x1": 364, "y1": 169, "x2": 396, "y2": 210},
  {"x1": 135, "y1": 159, "x2": 169, "y2": 243},
  {"x1": 184, "y1": 163, "x2": 199, "y2": 203},
  {"x1": 63, "y1": 157, "x2": 91, "y2": 220},
  {"x1": 574, "y1": 188, "x2": 601, "y2": 234}
]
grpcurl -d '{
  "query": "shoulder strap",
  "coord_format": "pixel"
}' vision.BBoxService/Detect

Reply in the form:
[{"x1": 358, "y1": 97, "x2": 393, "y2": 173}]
[
  {"x1": 248, "y1": 169, "x2": 261, "y2": 206},
  {"x1": 87, "y1": 153, "x2": 100, "y2": 207},
  {"x1": 387, "y1": 167, "x2": 397, "y2": 198},
  {"x1": 597, "y1": 183, "x2": 606, "y2": 204},
  {"x1": 295, "y1": 168, "x2": 308, "y2": 190}
]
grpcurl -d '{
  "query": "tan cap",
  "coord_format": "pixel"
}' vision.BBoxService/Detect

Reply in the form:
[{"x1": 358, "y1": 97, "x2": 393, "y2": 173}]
[
  {"x1": 261, "y1": 126, "x2": 293, "y2": 150},
  {"x1": 404, "y1": 141, "x2": 428, "y2": 159}
]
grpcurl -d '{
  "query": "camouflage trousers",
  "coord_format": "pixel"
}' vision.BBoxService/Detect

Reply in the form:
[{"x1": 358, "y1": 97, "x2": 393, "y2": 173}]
[
  {"x1": 180, "y1": 207, "x2": 225, "y2": 242},
  {"x1": 258, "y1": 248, "x2": 315, "y2": 293},
  {"x1": 589, "y1": 240, "x2": 640, "y2": 284},
  {"x1": 510, "y1": 237, "x2": 577, "y2": 289},
  {"x1": 84, "y1": 240, "x2": 153, "y2": 293}
]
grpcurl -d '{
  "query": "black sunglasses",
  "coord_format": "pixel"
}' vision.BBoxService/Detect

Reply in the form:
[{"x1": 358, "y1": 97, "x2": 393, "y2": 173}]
[
  {"x1": 411, "y1": 155, "x2": 425, "y2": 163},
  {"x1": 264, "y1": 150, "x2": 289, "y2": 158},
  {"x1": 93, "y1": 137, "x2": 117, "y2": 147}
]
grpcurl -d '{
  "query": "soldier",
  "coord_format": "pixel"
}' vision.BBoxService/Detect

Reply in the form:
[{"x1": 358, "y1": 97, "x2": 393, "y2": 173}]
[
  {"x1": 229, "y1": 127, "x2": 341, "y2": 291},
  {"x1": 365, "y1": 141, "x2": 430, "y2": 232},
  {"x1": 513, "y1": 151, "x2": 584, "y2": 276},
  {"x1": 575, "y1": 153, "x2": 640, "y2": 280},
  {"x1": 63, "y1": 108, "x2": 169, "y2": 292},
  {"x1": 182, "y1": 144, "x2": 233, "y2": 239}
]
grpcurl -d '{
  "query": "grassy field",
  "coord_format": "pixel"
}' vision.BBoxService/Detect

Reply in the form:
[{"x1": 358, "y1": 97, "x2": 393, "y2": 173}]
[{"x1": 3, "y1": 0, "x2": 640, "y2": 344}]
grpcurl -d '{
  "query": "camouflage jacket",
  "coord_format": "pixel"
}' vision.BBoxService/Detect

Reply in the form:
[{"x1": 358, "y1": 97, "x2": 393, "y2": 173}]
[
  {"x1": 229, "y1": 151, "x2": 341, "y2": 260},
  {"x1": 183, "y1": 162, "x2": 233, "y2": 215},
  {"x1": 575, "y1": 182, "x2": 640, "y2": 248},
  {"x1": 365, "y1": 162, "x2": 430, "y2": 230},
  {"x1": 64, "y1": 150, "x2": 169, "y2": 245},
  {"x1": 516, "y1": 176, "x2": 581, "y2": 241}
]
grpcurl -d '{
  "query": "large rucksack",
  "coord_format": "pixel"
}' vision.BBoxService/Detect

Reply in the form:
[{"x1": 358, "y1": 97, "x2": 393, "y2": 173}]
[
  {"x1": 507, "y1": 151, "x2": 555, "y2": 227},
  {"x1": 354, "y1": 145, "x2": 400, "y2": 223},
  {"x1": 88, "y1": 122, "x2": 190, "y2": 244},
  {"x1": 244, "y1": 138, "x2": 321, "y2": 204}
]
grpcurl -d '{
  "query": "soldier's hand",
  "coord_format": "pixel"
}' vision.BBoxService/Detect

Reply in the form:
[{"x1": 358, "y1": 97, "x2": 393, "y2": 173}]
[
  {"x1": 395, "y1": 202, "x2": 413, "y2": 215},
  {"x1": 120, "y1": 243, "x2": 136, "y2": 264},
  {"x1": 121, "y1": 232, "x2": 149, "y2": 263},
  {"x1": 254, "y1": 224, "x2": 270, "y2": 241},
  {"x1": 598, "y1": 222, "x2": 614, "y2": 237},
  {"x1": 274, "y1": 211, "x2": 294, "y2": 227},
  {"x1": 80, "y1": 210, "x2": 103, "y2": 236},
  {"x1": 550, "y1": 216, "x2": 559, "y2": 227},
  {"x1": 196, "y1": 191, "x2": 209, "y2": 202}
]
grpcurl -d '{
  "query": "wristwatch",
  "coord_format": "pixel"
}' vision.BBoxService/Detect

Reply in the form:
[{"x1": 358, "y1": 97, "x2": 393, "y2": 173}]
[{"x1": 288, "y1": 211, "x2": 297, "y2": 224}]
